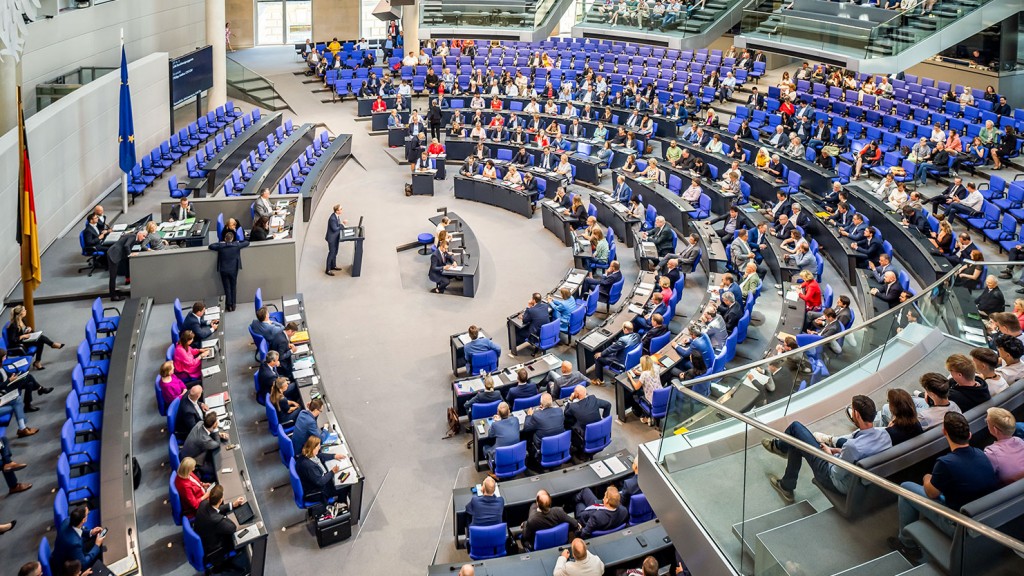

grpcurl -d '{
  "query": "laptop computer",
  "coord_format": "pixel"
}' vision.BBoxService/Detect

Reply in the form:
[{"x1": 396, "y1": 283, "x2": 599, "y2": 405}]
[{"x1": 233, "y1": 501, "x2": 256, "y2": 525}]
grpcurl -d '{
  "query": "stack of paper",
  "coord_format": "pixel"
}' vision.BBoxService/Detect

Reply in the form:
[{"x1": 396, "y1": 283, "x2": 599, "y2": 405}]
[
  {"x1": 589, "y1": 461, "x2": 612, "y2": 478},
  {"x1": 283, "y1": 298, "x2": 300, "y2": 307}
]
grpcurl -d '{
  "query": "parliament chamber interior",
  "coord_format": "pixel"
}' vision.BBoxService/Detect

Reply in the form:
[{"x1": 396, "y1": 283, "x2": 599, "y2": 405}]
[{"x1": 2, "y1": 0, "x2": 1024, "y2": 575}]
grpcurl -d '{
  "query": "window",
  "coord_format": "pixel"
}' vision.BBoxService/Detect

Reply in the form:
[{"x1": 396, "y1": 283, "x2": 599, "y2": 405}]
[
  {"x1": 361, "y1": 0, "x2": 388, "y2": 40},
  {"x1": 256, "y1": 0, "x2": 312, "y2": 45}
]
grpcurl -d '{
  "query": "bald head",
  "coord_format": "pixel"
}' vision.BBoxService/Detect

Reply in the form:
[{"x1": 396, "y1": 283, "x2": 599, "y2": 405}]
[
  {"x1": 481, "y1": 476, "x2": 496, "y2": 495},
  {"x1": 540, "y1": 392, "x2": 554, "y2": 408},
  {"x1": 560, "y1": 361, "x2": 573, "y2": 375},
  {"x1": 458, "y1": 565, "x2": 475, "y2": 576},
  {"x1": 571, "y1": 538, "x2": 588, "y2": 561}
]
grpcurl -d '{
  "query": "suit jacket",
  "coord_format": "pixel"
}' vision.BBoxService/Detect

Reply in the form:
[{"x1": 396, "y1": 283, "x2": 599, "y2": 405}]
[
  {"x1": 182, "y1": 421, "x2": 220, "y2": 466},
  {"x1": 522, "y1": 302, "x2": 551, "y2": 339},
  {"x1": 175, "y1": 397, "x2": 204, "y2": 443},
  {"x1": 593, "y1": 270, "x2": 623, "y2": 299},
  {"x1": 268, "y1": 329, "x2": 293, "y2": 368},
  {"x1": 856, "y1": 237, "x2": 883, "y2": 262},
  {"x1": 523, "y1": 406, "x2": 566, "y2": 449},
  {"x1": 730, "y1": 237, "x2": 752, "y2": 271},
  {"x1": 876, "y1": 281, "x2": 901, "y2": 309},
  {"x1": 613, "y1": 182, "x2": 632, "y2": 203},
  {"x1": 648, "y1": 226, "x2": 675, "y2": 257},
  {"x1": 774, "y1": 221, "x2": 795, "y2": 239},
  {"x1": 722, "y1": 302, "x2": 743, "y2": 332},
  {"x1": 819, "y1": 320, "x2": 842, "y2": 339},
  {"x1": 790, "y1": 211, "x2": 810, "y2": 230},
  {"x1": 83, "y1": 224, "x2": 103, "y2": 252},
  {"x1": 871, "y1": 263, "x2": 895, "y2": 284},
  {"x1": 604, "y1": 332, "x2": 641, "y2": 364},
  {"x1": 296, "y1": 453, "x2": 336, "y2": 500},
  {"x1": 465, "y1": 494, "x2": 505, "y2": 527},
  {"x1": 465, "y1": 389, "x2": 503, "y2": 412},
  {"x1": 249, "y1": 319, "x2": 283, "y2": 343},
  {"x1": 642, "y1": 324, "x2": 670, "y2": 354},
  {"x1": 429, "y1": 249, "x2": 456, "y2": 283},
  {"x1": 208, "y1": 240, "x2": 250, "y2": 274},
  {"x1": 846, "y1": 223, "x2": 867, "y2": 243},
  {"x1": 291, "y1": 409, "x2": 327, "y2": 455},
  {"x1": 257, "y1": 362, "x2": 283, "y2": 399},
  {"x1": 505, "y1": 381, "x2": 540, "y2": 405},
  {"x1": 170, "y1": 205, "x2": 195, "y2": 221},
  {"x1": 254, "y1": 197, "x2": 273, "y2": 220},
  {"x1": 326, "y1": 213, "x2": 343, "y2": 245},
  {"x1": 547, "y1": 371, "x2": 588, "y2": 399},
  {"x1": 51, "y1": 519, "x2": 102, "y2": 570},
  {"x1": 183, "y1": 311, "x2": 212, "y2": 348},
  {"x1": 464, "y1": 337, "x2": 501, "y2": 361},
  {"x1": 661, "y1": 267, "x2": 682, "y2": 290},
  {"x1": 677, "y1": 242, "x2": 700, "y2": 266},
  {"x1": 578, "y1": 503, "x2": 629, "y2": 538},
  {"x1": 193, "y1": 500, "x2": 237, "y2": 559},
  {"x1": 487, "y1": 416, "x2": 521, "y2": 449},
  {"x1": 563, "y1": 395, "x2": 611, "y2": 434},
  {"x1": 676, "y1": 332, "x2": 715, "y2": 369}
]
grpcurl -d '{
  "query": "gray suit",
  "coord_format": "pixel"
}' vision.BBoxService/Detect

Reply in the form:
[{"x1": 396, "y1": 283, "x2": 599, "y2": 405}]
[
  {"x1": 254, "y1": 197, "x2": 273, "y2": 220},
  {"x1": 546, "y1": 370, "x2": 588, "y2": 399},
  {"x1": 182, "y1": 421, "x2": 221, "y2": 477},
  {"x1": 730, "y1": 236, "x2": 752, "y2": 272}
]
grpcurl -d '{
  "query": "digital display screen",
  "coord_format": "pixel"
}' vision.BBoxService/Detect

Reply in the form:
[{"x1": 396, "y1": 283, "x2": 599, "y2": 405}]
[{"x1": 170, "y1": 46, "x2": 214, "y2": 107}]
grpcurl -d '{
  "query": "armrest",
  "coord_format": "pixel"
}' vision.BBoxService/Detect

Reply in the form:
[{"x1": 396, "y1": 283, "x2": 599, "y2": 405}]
[{"x1": 102, "y1": 306, "x2": 121, "y2": 316}]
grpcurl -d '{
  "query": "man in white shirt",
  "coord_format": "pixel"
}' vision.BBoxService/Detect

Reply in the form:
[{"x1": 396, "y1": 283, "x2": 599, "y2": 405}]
[
  {"x1": 554, "y1": 538, "x2": 604, "y2": 576},
  {"x1": 944, "y1": 182, "x2": 984, "y2": 218},
  {"x1": 402, "y1": 51, "x2": 418, "y2": 67},
  {"x1": 995, "y1": 336, "x2": 1024, "y2": 385}
]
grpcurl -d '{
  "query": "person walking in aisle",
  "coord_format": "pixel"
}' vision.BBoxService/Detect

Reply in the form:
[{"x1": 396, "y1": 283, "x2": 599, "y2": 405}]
[{"x1": 208, "y1": 230, "x2": 249, "y2": 312}]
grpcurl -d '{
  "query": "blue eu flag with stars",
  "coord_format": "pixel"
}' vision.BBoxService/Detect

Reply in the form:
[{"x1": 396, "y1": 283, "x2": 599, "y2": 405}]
[{"x1": 118, "y1": 45, "x2": 136, "y2": 174}]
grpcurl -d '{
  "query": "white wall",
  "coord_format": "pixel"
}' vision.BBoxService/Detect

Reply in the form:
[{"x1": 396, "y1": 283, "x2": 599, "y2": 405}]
[
  {"x1": 0, "y1": 52, "x2": 171, "y2": 298},
  {"x1": 21, "y1": 0, "x2": 206, "y2": 116}
]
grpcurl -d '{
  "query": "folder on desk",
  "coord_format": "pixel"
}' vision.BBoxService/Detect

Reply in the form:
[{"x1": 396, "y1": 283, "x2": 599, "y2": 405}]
[
  {"x1": 283, "y1": 298, "x2": 300, "y2": 307},
  {"x1": 206, "y1": 392, "x2": 230, "y2": 408},
  {"x1": 112, "y1": 223, "x2": 129, "y2": 232},
  {"x1": 604, "y1": 456, "x2": 627, "y2": 474},
  {"x1": 206, "y1": 306, "x2": 221, "y2": 315},
  {"x1": 293, "y1": 344, "x2": 310, "y2": 356},
  {"x1": 201, "y1": 365, "x2": 221, "y2": 377},
  {"x1": 568, "y1": 272, "x2": 586, "y2": 284},
  {"x1": 589, "y1": 461, "x2": 612, "y2": 479},
  {"x1": 290, "y1": 331, "x2": 310, "y2": 343},
  {"x1": 457, "y1": 332, "x2": 473, "y2": 345},
  {"x1": 293, "y1": 368, "x2": 315, "y2": 380}
]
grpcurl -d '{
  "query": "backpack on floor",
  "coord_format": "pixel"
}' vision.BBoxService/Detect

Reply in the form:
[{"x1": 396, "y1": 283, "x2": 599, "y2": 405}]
[{"x1": 444, "y1": 407, "x2": 461, "y2": 439}]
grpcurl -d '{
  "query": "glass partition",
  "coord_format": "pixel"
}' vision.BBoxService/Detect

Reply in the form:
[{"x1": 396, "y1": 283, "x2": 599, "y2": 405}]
[
  {"x1": 653, "y1": 261, "x2": 1024, "y2": 574},
  {"x1": 739, "y1": 9, "x2": 872, "y2": 58},
  {"x1": 226, "y1": 56, "x2": 283, "y2": 111},
  {"x1": 575, "y1": 0, "x2": 747, "y2": 38},
  {"x1": 420, "y1": 0, "x2": 565, "y2": 30}
]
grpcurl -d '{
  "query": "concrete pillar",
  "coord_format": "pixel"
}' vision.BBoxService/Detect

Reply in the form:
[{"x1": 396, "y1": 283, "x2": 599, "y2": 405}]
[
  {"x1": 207, "y1": 0, "x2": 227, "y2": 111},
  {"x1": 0, "y1": 58, "x2": 20, "y2": 135},
  {"x1": 402, "y1": 5, "x2": 419, "y2": 60}
]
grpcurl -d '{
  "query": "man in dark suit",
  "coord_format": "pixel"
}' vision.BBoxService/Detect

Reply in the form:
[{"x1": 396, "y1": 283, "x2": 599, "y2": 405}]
[
  {"x1": 872, "y1": 271, "x2": 902, "y2": 310},
  {"x1": 429, "y1": 240, "x2": 457, "y2": 294},
  {"x1": 465, "y1": 376, "x2": 504, "y2": 413},
  {"x1": 633, "y1": 294, "x2": 668, "y2": 333},
  {"x1": 258, "y1": 353, "x2": 300, "y2": 402},
  {"x1": 465, "y1": 476, "x2": 505, "y2": 527},
  {"x1": 538, "y1": 147, "x2": 557, "y2": 170},
  {"x1": 325, "y1": 204, "x2": 346, "y2": 276},
  {"x1": 673, "y1": 324, "x2": 715, "y2": 373},
  {"x1": 656, "y1": 258, "x2": 682, "y2": 291},
  {"x1": 840, "y1": 213, "x2": 868, "y2": 243},
  {"x1": 851, "y1": 226, "x2": 884, "y2": 268},
  {"x1": 513, "y1": 293, "x2": 551, "y2": 356},
  {"x1": 193, "y1": 485, "x2": 250, "y2": 574},
  {"x1": 773, "y1": 214, "x2": 795, "y2": 239},
  {"x1": 644, "y1": 216, "x2": 675, "y2": 257},
  {"x1": 182, "y1": 302, "x2": 217, "y2": 349},
  {"x1": 207, "y1": 230, "x2": 250, "y2": 312},
  {"x1": 563, "y1": 386, "x2": 611, "y2": 445},
  {"x1": 50, "y1": 505, "x2": 105, "y2": 572},
  {"x1": 82, "y1": 212, "x2": 108, "y2": 253},
  {"x1": 269, "y1": 322, "x2": 298, "y2": 376},
  {"x1": 544, "y1": 361, "x2": 588, "y2": 400},
  {"x1": 575, "y1": 485, "x2": 629, "y2": 537},
  {"x1": 868, "y1": 253, "x2": 896, "y2": 285},
  {"x1": 929, "y1": 176, "x2": 966, "y2": 214},
  {"x1": 522, "y1": 393, "x2": 565, "y2": 459},
  {"x1": 746, "y1": 87, "x2": 765, "y2": 110},
  {"x1": 169, "y1": 197, "x2": 195, "y2": 221},
  {"x1": 581, "y1": 260, "x2": 622, "y2": 299},
  {"x1": 594, "y1": 322, "x2": 641, "y2": 380},
  {"x1": 485, "y1": 402, "x2": 520, "y2": 461},
  {"x1": 505, "y1": 369, "x2": 540, "y2": 406},
  {"x1": 901, "y1": 205, "x2": 931, "y2": 236},
  {"x1": 789, "y1": 203, "x2": 810, "y2": 230},
  {"x1": 640, "y1": 314, "x2": 670, "y2": 354},
  {"x1": 175, "y1": 385, "x2": 206, "y2": 444},
  {"x1": 183, "y1": 412, "x2": 226, "y2": 480},
  {"x1": 463, "y1": 325, "x2": 501, "y2": 364},
  {"x1": 829, "y1": 202, "x2": 853, "y2": 229},
  {"x1": 720, "y1": 292, "x2": 743, "y2": 333},
  {"x1": 106, "y1": 229, "x2": 143, "y2": 301},
  {"x1": 291, "y1": 398, "x2": 328, "y2": 456}
]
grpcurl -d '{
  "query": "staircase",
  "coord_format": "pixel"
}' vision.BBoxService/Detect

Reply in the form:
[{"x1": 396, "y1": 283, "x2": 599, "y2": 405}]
[
  {"x1": 226, "y1": 56, "x2": 290, "y2": 112},
  {"x1": 419, "y1": 0, "x2": 573, "y2": 41},
  {"x1": 737, "y1": 0, "x2": 1022, "y2": 72}
]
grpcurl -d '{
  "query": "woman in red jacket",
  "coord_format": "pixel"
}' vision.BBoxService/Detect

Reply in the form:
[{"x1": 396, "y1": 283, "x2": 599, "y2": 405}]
[
  {"x1": 174, "y1": 457, "x2": 209, "y2": 520},
  {"x1": 797, "y1": 270, "x2": 823, "y2": 313}
]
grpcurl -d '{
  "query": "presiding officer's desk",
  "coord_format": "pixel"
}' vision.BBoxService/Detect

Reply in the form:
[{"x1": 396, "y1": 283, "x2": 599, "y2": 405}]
[
  {"x1": 507, "y1": 268, "x2": 589, "y2": 355},
  {"x1": 589, "y1": 191, "x2": 643, "y2": 249},
  {"x1": 431, "y1": 212, "x2": 481, "y2": 298},
  {"x1": 200, "y1": 112, "x2": 283, "y2": 197},
  {"x1": 618, "y1": 172, "x2": 693, "y2": 236},
  {"x1": 450, "y1": 327, "x2": 495, "y2": 376},
  {"x1": 99, "y1": 297, "x2": 150, "y2": 576},
  {"x1": 429, "y1": 520, "x2": 672, "y2": 575},
  {"x1": 297, "y1": 133, "x2": 351, "y2": 222},
  {"x1": 198, "y1": 297, "x2": 270, "y2": 576},
  {"x1": 282, "y1": 294, "x2": 365, "y2": 523},
  {"x1": 452, "y1": 354, "x2": 562, "y2": 417},
  {"x1": 540, "y1": 199, "x2": 577, "y2": 247},
  {"x1": 453, "y1": 173, "x2": 535, "y2": 219},
  {"x1": 576, "y1": 271, "x2": 658, "y2": 374},
  {"x1": 239, "y1": 123, "x2": 316, "y2": 196},
  {"x1": 451, "y1": 450, "x2": 636, "y2": 547}
]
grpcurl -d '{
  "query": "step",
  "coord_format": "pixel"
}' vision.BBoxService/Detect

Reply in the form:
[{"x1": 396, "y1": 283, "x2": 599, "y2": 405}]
[
  {"x1": 754, "y1": 507, "x2": 898, "y2": 576},
  {"x1": 831, "y1": 552, "x2": 913, "y2": 576},
  {"x1": 731, "y1": 500, "x2": 817, "y2": 558}
]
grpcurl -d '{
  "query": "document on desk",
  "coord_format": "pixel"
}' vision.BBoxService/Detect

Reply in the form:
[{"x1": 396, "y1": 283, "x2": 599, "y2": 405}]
[
  {"x1": 293, "y1": 357, "x2": 315, "y2": 370},
  {"x1": 105, "y1": 555, "x2": 138, "y2": 576},
  {"x1": 285, "y1": 313, "x2": 302, "y2": 323},
  {"x1": 604, "y1": 456, "x2": 627, "y2": 475},
  {"x1": 448, "y1": 266, "x2": 464, "y2": 272},
  {"x1": 206, "y1": 306, "x2": 221, "y2": 315},
  {"x1": 581, "y1": 332, "x2": 606, "y2": 347},
  {"x1": 568, "y1": 272, "x2": 586, "y2": 284},
  {"x1": 293, "y1": 344, "x2": 310, "y2": 356},
  {"x1": 785, "y1": 289, "x2": 800, "y2": 303},
  {"x1": 206, "y1": 312, "x2": 220, "y2": 323},
  {"x1": 201, "y1": 365, "x2": 221, "y2": 377},
  {"x1": 457, "y1": 332, "x2": 472, "y2": 345},
  {"x1": 542, "y1": 355, "x2": 561, "y2": 369},
  {"x1": 206, "y1": 392, "x2": 230, "y2": 408},
  {"x1": 283, "y1": 298, "x2": 300, "y2": 307},
  {"x1": 112, "y1": 223, "x2": 129, "y2": 232},
  {"x1": 459, "y1": 378, "x2": 484, "y2": 393},
  {"x1": 638, "y1": 282, "x2": 655, "y2": 291},
  {"x1": 641, "y1": 241, "x2": 656, "y2": 252},
  {"x1": 291, "y1": 368, "x2": 313, "y2": 380},
  {"x1": 628, "y1": 304, "x2": 644, "y2": 315},
  {"x1": 589, "y1": 461, "x2": 612, "y2": 479}
]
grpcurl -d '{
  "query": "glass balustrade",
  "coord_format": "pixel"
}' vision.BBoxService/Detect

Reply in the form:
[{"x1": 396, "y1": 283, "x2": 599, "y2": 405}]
[
  {"x1": 420, "y1": 0, "x2": 565, "y2": 30},
  {"x1": 652, "y1": 261, "x2": 1024, "y2": 575},
  {"x1": 575, "y1": 0, "x2": 749, "y2": 38},
  {"x1": 226, "y1": 56, "x2": 283, "y2": 111}
]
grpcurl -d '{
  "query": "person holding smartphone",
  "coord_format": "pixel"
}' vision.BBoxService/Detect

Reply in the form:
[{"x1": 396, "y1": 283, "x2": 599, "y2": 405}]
[{"x1": 50, "y1": 505, "x2": 105, "y2": 572}]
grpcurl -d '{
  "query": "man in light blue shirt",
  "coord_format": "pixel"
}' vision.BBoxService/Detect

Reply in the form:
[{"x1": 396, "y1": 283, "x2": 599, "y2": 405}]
[{"x1": 762, "y1": 395, "x2": 892, "y2": 503}]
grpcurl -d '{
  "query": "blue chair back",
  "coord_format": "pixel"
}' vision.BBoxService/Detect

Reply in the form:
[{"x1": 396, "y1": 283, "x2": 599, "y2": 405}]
[
  {"x1": 468, "y1": 523, "x2": 509, "y2": 560},
  {"x1": 169, "y1": 472, "x2": 183, "y2": 525},
  {"x1": 623, "y1": 344, "x2": 643, "y2": 371},
  {"x1": 183, "y1": 518, "x2": 206, "y2": 571},
  {"x1": 169, "y1": 434, "x2": 180, "y2": 471},
  {"x1": 583, "y1": 415, "x2": 613, "y2": 454},
  {"x1": 278, "y1": 424, "x2": 295, "y2": 467},
  {"x1": 39, "y1": 537, "x2": 53, "y2": 576},
  {"x1": 463, "y1": 395, "x2": 497, "y2": 419},
  {"x1": 492, "y1": 441, "x2": 527, "y2": 479},
  {"x1": 650, "y1": 386, "x2": 672, "y2": 419},
  {"x1": 289, "y1": 458, "x2": 317, "y2": 509},
  {"x1": 154, "y1": 374, "x2": 168, "y2": 416},
  {"x1": 649, "y1": 331, "x2": 671, "y2": 352},
  {"x1": 265, "y1": 394, "x2": 283, "y2": 435},
  {"x1": 534, "y1": 522, "x2": 570, "y2": 551},
  {"x1": 469, "y1": 350, "x2": 498, "y2": 374},
  {"x1": 537, "y1": 319, "x2": 560, "y2": 351},
  {"x1": 216, "y1": 213, "x2": 225, "y2": 241},
  {"x1": 584, "y1": 288, "x2": 599, "y2": 317},
  {"x1": 167, "y1": 397, "x2": 181, "y2": 441},
  {"x1": 605, "y1": 276, "x2": 625, "y2": 307},
  {"x1": 628, "y1": 493, "x2": 656, "y2": 524},
  {"x1": 539, "y1": 430, "x2": 572, "y2": 468},
  {"x1": 512, "y1": 393, "x2": 542, "y2": 412},
  {"x1": 566, "y1": 305, "x2": 586, "y2": 337},
  {"x1": 591, "y1": 523, "x2": 626, "y2": 537}
]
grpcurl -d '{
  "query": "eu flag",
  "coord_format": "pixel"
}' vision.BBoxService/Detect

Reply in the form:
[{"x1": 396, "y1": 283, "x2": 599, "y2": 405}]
[{"x1": 118, "y1": 45, "x2": 136, "y2": 174}]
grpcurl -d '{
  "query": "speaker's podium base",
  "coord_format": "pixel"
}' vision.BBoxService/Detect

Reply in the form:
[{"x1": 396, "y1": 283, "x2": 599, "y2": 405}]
[{"x1": 411, "y1": 172, "x2": 436, "y2": 195}]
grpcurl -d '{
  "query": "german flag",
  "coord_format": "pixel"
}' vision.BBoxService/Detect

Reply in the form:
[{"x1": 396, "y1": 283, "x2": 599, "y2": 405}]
[{"x1": 16, "y1": 86, "x2": 41, "y2": 290}]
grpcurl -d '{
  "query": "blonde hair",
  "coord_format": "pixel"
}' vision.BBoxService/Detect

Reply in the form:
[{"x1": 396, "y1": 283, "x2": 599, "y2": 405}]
[
  {"x1": 987, "y1": 407, "x2": 1017, "y2": 436},
  {"x1": 659, "y1": 276, "x2": 670, "y2": 288},
  {"x1": 302, "y1": 435, "x2": 322, "y2": 458},
  {"x1": 160, "y1": 361, "x2": 174, "y2": 378},
  {"x1": 177, "y1": 457, "x2": 196, "y2": 478},
  {"x1": 799, "y1": 270, "x2": 815, "y2": 282},
  {"x1": 639, "y1": 355, "x2": 653, "y2": 373}
]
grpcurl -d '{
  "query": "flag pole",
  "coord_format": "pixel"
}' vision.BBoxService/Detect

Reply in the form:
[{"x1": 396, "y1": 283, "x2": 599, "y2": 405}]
[
  {"x1": 17, "y1": 85, "x2": 35, "y2": 329},
  {"x1": 120, "y1": 28, "x2": 128, "y2": 214}
]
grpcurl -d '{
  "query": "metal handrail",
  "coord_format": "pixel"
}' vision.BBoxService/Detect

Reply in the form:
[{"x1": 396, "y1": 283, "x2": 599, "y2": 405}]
[{"x1": 670, "y1": 383, "x2": 1024, "y2": 555}]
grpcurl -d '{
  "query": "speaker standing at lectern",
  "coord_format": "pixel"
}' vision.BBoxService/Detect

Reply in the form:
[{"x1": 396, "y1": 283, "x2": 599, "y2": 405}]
[{"x1": 325, "y1": 204, "x2": 347, "y2": 276}]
